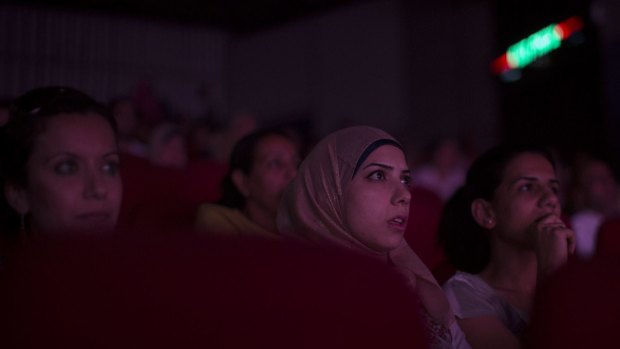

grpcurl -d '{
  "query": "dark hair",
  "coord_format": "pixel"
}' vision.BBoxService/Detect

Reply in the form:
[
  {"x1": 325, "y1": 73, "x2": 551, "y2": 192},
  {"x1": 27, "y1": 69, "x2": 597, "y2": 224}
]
[
  {"x1": 219, "y1": 128, "x2": 297, "y2": 209},
  {"x1": 353, "y1": 139, "x2": 402, "y2": 178},
  {"x1": 438, "y1": 144, "x2": 555, "y2": 273},
  {"x1": 0, "y1": 86, "x2": 117, "y2": 234}
]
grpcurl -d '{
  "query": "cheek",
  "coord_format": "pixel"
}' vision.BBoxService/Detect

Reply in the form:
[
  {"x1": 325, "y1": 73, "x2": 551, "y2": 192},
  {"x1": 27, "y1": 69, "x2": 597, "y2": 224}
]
[
  {"x1": 27, "y1": 175, "x2": 79, "y2": 219},
  {"x1": 258, "y1": 170, "x2": 290, "y2": 195},
  {"x1": 344, "y1": 191, "x2": 382, "y2": 231},
  {"x1": 496, "y1": 196, "x2": 535, "y2": 228},
  {"x1": 107, "y1": 177, "x2": 123, "y2": 208}
]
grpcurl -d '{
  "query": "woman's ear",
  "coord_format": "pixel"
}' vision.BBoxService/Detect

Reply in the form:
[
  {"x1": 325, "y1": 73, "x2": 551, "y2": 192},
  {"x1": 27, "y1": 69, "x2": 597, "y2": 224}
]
[
  {"x1": 231, "y1": 169, "x2": 250, "y2": 198},
  {"x1": 4, "y1": 184, "x2": 30, "y2": 215},
  {"x1": 471, "y1": 198, "x2": 496, "y2": 229}
]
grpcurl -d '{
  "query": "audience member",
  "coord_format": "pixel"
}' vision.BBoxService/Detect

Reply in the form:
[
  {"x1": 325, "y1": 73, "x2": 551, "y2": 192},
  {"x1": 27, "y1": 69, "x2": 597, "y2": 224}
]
[
  {"x1": 413, "y1": 137, "x2": 468, "y2": 202},
  {"x1": 568, "y1": 154, "x2": 620, "y2": 258},
  {"x1": 439, "y1": 144, "x2": 575, "y2": 348},
  {"x1": 109, "y1": 96, "x2": 148, "y2": 157},
  {"x1": 207, "y1": 111, "x2": 259, "y2": 163},
  {"x1": 186, "y1": 118, "x2": 213, "y2": 160},
  {"x1": 195, "y1": 128, "x2": 299, "y2": 237},
  {"x1": 0, "y1": 86, "x2": 122, "y2": 236},
  {"x1": 147, "y1": 122, "x2": 188, "y2": 169},
  {"x1": 277, "y1": 126, "x2": 470, "y2": 349}
]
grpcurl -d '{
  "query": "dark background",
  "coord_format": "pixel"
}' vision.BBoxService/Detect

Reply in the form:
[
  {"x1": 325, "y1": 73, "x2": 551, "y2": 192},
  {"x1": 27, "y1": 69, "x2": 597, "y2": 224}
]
[{"x1": 4, "y1": 0, "x2": 619, "y2": 169}]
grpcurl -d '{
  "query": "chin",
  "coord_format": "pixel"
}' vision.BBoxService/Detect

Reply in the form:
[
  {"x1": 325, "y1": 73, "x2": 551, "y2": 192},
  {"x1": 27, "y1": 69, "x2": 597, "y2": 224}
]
[{"x1": 375, "y1": 237, "x2": 403, "y2": 253}]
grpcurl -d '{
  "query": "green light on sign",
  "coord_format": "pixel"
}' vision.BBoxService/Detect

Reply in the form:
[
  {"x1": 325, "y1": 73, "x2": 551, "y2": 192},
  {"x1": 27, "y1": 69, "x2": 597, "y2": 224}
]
[{"x1": 506, "y1": 24, "x2": 562, "y2": 69}]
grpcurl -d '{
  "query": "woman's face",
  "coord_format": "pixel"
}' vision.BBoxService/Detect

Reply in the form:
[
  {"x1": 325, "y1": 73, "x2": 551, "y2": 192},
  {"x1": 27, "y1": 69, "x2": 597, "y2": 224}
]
[
  {"x1": 489, "y1": 153, "x2": 560, "y2": 247},
  {"x1": 19, "y1": 112, "x2": 122, "y2": 233},
  {"x1": 343, "y1": 145, "x2": 411, "y2": 253},
  {"x1": 243, "y1": 135, "x2": 299, "y2": 214}
]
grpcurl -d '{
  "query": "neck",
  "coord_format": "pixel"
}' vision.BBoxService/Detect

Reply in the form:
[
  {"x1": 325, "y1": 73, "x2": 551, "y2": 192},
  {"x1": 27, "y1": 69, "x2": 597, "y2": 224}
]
[
  {"x1": 243, "y1": 203, "x2": 276, "y2": 232},
  {"x1": 480, "y1": 237, "x2": 538, "y2": 295}
]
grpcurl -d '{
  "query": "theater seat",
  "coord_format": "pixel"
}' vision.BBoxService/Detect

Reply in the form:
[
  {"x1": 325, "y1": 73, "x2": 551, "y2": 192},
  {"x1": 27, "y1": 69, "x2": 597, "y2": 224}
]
[
  {"x1": 596, "y1": 217, "x2": 620, "y2": 256},
  {"x1": 118, "y1": 154, "x2": 228, "y2": 232},
  {"x1": 528, "y1": 254, "x2": 620, "y2": 348},
  {"x1": 0, "y1": 235, "x2": 429, "y2": 348},
  {"x1": 405, "y1": 186, "x2": 445, "y2": 272}
]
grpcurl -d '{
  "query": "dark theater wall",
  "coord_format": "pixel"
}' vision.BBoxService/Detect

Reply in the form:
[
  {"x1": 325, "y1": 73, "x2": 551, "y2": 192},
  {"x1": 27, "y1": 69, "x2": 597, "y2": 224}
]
[{"x1": 229, "y1": 0, "x2": 499, "y2": 150}]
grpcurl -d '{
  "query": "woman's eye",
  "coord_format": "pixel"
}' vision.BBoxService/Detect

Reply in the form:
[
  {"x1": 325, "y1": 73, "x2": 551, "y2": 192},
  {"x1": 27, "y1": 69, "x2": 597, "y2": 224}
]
[
  {"x1": 102, "y1": 161, "x2": 120, "y2": 176},
  {"x1": 401, "y1": 175, "x2": 412, "y2": 186},
  {"x1": 518, "y1": 183, "x2": 532, "y2": 192},
  {"x1": 367, "y1": 170, "x2": 385, "y2": 181},
  {"x1": 54, "y1": 160, "x2": 78, "y2": 175}
]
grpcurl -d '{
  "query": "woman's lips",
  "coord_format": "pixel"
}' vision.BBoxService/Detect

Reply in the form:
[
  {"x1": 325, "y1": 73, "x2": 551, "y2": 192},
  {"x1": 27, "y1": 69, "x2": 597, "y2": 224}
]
[
  {"x1": 77, "y1": 212, "x2": 111, "y2": 222},
  {"x1": 388, "y1": 216, "x2": 408, "y2": 232},
  {"x1": 534, "y1": 212, "x2": 560, "y2": 224}
]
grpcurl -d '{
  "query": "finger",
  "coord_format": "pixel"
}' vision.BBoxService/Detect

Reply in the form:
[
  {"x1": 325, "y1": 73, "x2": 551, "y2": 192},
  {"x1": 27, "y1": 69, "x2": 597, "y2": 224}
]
[
  {"x1": 538, "y1": 215, "x2": 564, "y2": 226},
  {"x1": 538, "y1": 223, "x2": 567, "y2": 235}
]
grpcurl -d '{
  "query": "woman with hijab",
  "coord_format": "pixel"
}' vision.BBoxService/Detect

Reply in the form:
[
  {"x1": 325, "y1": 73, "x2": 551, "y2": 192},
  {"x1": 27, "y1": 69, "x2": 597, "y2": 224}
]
[{"x1": 277, "y1": 126, "x2": 470, "y2": 349}]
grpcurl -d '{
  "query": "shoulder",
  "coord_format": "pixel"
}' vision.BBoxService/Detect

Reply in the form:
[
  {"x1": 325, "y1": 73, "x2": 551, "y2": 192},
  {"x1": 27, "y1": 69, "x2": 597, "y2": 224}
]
[
  {"x1": 195, "y1": 204, "x2": 245, "y2": 234},
  {"x1": 196, "y1": 203, "x2": 239, "y2": 219},
  {"x1": 195, "y1": 204, "x2": 278, "y2": 239},
  {"x1": 444, "y1": 272, "x2": 527, "y2": 336},
  {"x1": 443, "y1": 272, "x2": 498, "y2": 319},
  {"x1": 443, "y1": 271, "x2": 492, "y2": 296}
]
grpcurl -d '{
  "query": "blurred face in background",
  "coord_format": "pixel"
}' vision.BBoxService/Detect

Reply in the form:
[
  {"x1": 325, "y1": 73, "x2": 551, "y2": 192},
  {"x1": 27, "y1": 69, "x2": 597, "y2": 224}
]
[
  {"x1": 148, "y1": 124, "x2": 188, "y2": 169},
  {"x1": 236, "y1": 135, "x2": 299, "y2": 216},
  {"x1": 579, "y1": 159, "x2": 619, "y2": 214},
  {"x1": 111, "y1": 99, "x2": 136, "y2": 137}
]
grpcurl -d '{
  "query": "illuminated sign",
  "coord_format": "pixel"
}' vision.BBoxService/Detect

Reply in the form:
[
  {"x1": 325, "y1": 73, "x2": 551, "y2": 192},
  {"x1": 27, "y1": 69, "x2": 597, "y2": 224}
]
[{"x1": 492, "y1": 16, "x2": 584, "y2": 76}]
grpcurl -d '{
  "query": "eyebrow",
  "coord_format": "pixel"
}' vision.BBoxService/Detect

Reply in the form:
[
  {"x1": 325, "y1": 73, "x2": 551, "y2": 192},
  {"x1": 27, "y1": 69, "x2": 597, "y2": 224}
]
[
  {"x1": 509, "y1": 176, "x2": 560, "y2": 187},
  {"x1": 362, "y1": 163, "x2": 411, "y2": 173},
  {"x1": 45, "y1": 150, "x2": 119, "y2": 163}
]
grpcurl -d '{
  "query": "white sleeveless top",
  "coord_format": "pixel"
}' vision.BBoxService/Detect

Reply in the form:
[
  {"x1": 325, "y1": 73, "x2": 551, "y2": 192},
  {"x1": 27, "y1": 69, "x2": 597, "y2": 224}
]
[{"x1": 443, "y1": 271, "x2": 528, "y2": 335}]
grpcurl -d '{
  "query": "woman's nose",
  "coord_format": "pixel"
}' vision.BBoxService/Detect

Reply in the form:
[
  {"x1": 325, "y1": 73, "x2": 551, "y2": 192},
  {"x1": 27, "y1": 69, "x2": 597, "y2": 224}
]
[
  {"x1": 541, "y1": 188, "x2": 560, "y2": 210},
  {"x1": 84, "y1": 171, "x2": 107, "y2": 200},
  {"x1": 392, "y1": 184, "x2": 411, "y2": 206}
]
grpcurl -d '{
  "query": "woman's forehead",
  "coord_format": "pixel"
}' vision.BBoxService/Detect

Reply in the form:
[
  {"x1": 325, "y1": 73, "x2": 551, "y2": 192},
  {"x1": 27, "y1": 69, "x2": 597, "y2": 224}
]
[
  {"x1": 502, "y1": 153, "x2": 556, "y2": 181},
  {"x1": 361, "y1": 145, "x2": 406, "y2": 165}
]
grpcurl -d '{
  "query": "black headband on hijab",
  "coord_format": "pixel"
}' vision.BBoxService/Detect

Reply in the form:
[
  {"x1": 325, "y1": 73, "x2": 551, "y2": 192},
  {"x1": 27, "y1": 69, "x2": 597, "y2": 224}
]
[{"x1": 352, "y1": 139, "x2": 403, "y2": 178}]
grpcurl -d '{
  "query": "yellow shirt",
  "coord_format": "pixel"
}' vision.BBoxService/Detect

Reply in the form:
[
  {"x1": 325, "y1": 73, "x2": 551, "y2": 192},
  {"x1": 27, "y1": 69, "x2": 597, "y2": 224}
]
[{"x1": 195, "y1": 203, "x2": 279, "y2": 239}]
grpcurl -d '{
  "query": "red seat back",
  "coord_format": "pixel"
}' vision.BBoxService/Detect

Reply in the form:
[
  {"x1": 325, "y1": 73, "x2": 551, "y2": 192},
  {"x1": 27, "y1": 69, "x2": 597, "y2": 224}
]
[
  {"x1": 528, "y1": 255, "x2": 620, "y2": 348},
  {"x1": 118, "y1": 154, "x2": 228, "y2": 232},
  {"x1": 596, "y1": 217, "x2": 620, "y2": 256},
  {"x1": 405, "y1": 186, "x2": 445, "y2": 271},
  {"x1": 0, "y1": 235, "x2": 429, "y2": 348}
]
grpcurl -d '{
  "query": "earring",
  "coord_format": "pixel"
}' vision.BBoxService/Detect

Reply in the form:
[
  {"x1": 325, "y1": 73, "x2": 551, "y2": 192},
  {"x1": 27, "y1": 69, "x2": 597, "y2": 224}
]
[{"x1": 486, "y1": 219, "x2": 493, "y2": 225}]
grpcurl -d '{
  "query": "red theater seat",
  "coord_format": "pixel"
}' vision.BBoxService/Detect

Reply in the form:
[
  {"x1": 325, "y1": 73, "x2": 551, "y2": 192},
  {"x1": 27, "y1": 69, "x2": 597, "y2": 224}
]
[
  {"x1": 118, "y1": 154, "x2": 228, "y2": 232},
  {"x1": 0, "y1": 235, "x2": 429, "y2": 348},
  {"x1": 596, "y1": 217, "x2": 620, "y2": 256},
  {"x1": 528, "y1": 255, "x2": 620, "y2": 348},
  {"x1": 405, "y1": 186, "x2": 445, "y2": 272}
]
